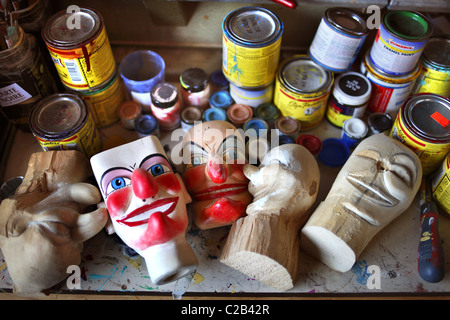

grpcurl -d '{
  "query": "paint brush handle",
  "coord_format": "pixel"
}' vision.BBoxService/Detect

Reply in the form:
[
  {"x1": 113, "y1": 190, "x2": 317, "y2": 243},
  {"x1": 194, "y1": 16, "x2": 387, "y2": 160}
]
[{"x1": 418, "y1": 207, "x2": 445, "y2": 283}]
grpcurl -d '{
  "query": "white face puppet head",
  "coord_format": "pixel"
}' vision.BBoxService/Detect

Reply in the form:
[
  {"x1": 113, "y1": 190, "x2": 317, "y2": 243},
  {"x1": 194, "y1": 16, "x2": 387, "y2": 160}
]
[
  {"x1": 90, "y1": 136, "x2": 197, "y2": 285},
  {"x1": 243, "y1": 144, "x2": 320, "y2": 222}
]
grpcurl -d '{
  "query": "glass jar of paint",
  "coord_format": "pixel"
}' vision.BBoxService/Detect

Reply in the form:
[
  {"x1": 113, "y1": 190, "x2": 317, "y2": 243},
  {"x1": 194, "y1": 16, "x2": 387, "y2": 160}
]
[
  {"x1": 150, "y1": 82, "x2": 181, "y2": 131},
  {"x1": 180, "y1": 67, "x2": 210, "y2": 110}
]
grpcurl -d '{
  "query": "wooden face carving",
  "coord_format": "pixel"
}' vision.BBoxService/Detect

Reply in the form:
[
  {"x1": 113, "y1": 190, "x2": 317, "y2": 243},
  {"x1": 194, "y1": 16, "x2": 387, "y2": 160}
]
[
  {"x1": 182, "y1": 120, "x2": 252, "y2": 229},
  {"x1": 90, "y1": 136, "x2": 191, "y2": 251},
  {"x1": 244, "y1": 144, "x2": 320, "y2": 220},
  {"x1": 329, "y1": 134, "x2": 422, "y2": 227}
]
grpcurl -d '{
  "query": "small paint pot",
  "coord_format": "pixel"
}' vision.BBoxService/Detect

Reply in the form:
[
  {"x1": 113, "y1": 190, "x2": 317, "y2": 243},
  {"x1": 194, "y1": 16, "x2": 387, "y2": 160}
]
[
  {"x1": 203, "y1": 107, "x2": 228, "y2": 122},
  {"x1": 229, "y1": 82, "x2": 274, "y2": 108},
  {"x1": 341, "y1": 118, "x2": 368, "y2": 149},
  {"x1": 243, "y1": 118, "x2": 269, "y2": 139},
  {"x1": 278, "y1": 135, "x2": 295, "y2": 145},
  {"x1": 227, "y1": 103, "x2": 253, "y2": 128},
  {"x1": 209, "y1": 69, "x2": 229, "y2": 92},
  {"x1": 181, "y1": 105, "x2": 203, "y2": 132},
  {"x1": 255, "y1": 102, "x2": 281, "y2": 128},
  {"x1": 135, "y1": 114, "x2": 160, "y2": 138},
  {"x1": 275, "y1": 116, "x2": 301, "y2": 137},
  {"x1": 118, "y1": 100, "x2": 142, "y2": 130},
  {"x1": 209, "y1": 90, "x2": 234, "y2": 110},
  {"x1": 367, "y1": 112, "x2": 393, "y2": 136},
  {"x1": 296, "y1": 134, "x2": 322, "y2": 157},
  {"x1": 318, "y1": 138, "x2": 350, "y2": 167},
  {"x1": 246, "y1": 137, "x2": 270, "y2": 165}
]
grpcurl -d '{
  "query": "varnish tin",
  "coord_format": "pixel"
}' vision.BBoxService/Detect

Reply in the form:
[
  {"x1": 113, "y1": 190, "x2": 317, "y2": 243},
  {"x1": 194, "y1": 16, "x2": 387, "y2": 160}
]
[
  {"x1": 326, "y1": 71, "x2": 371, "y2": 128},
  {"x1": 369, "y1": 10, "x2": 432, "y2": 75},
  {"x1": 273, "y1": 55, "x2": 333, "y2": 131},
  {"x1": 390, "y1": 93, "x2": 450, "y2": 175},
  {"x1": 413, "y1": 36, "x2": 450, "y2": 97},
  {"x1": 361, "y1": 51, "x2": 421, "y2": 116},
  {"x1": 73, "y1": 71, "x2": 126, "y2": 128},
  {"x1": 309, "y1": 7, "x2": 368, "y2": 73},
  {"x1": 430, "y1": 153, "x2": 450, "y2": 216},
  {"x1": 222, "y1": 6, "x2": 283, "y2": 89},
  {"x1": 42, "y1": 7, "x2": 116, "y2": 91},
  {"x1": 29, "y1": 93, "x2": 102, "y2": 158}
]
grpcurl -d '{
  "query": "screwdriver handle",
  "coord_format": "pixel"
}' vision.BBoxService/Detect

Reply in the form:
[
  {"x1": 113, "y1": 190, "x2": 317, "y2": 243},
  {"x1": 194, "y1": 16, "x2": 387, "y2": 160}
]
[{"x1": 418, "y1": 211, "x2": 445, "y2": 283}]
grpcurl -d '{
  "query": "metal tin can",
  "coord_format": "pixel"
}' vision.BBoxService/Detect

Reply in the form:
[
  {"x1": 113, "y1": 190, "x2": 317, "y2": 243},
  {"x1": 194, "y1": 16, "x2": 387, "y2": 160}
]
[
  {"x1": 222, "y1": 6, "x2": 283, "y2": 89},
  {"x1": 326, "y1": 71, "x2": 371, "y2": 128},
  {"x1": 430, "y1": 153, "x2": 450, "y2": 216},
  {"x1": 209, "y1": 90, "x2": 234, "y2": 110},
  {"x1": 29, "y1": 93, "x2": 102, "y2": 158},
  {"x1": 367, "y1": 112, "x2": 393, "y2": 135},
  {"x1": 341, "y1": 118, "x2": 368, "y2": 149},
  {"x1": 361, "y1": 51, "x2": 421, "y2": 116},
  {"x1": 72, "y1": 71, "x2": 126, "y2": 128},
  {"x1": 273, "y1": 55, "x2": 333, "y2": 131},
  {"x1": 227, "y1": 103, "x2": 253, "y2": 128},
  {"x1": 412, "y1": 36, "x2": 450, "y2": 97},
  {"x1": 390, "y1": 93, "x2": 450, "y2": 175},
  {"x1": 255, "y1": 102, "x2": 280, "y2": 128},
  {"x1": 275, "y1": 116, "x2": 301, "y2": 137},
  {"x1": 181, "y1": 106, "x2": 203, "y2": 132},
  {"x1": 135, "y1": 114, "x2": 160, "y2": 138},
  {"x1": 309, "y1": 7, "x2": 368, "y2": 73},
  {"x1": 296, "y1": 134, "x2": 322, "y2": 157},
  {"x1": 42, "y1": 7, "x2": 116, "y2": 91},
  {"x1": 369, "y1": 10, "x2": 432, "y2": 75},
  {"x1": 243, "y1": 118, "x2": 269, "y2": 139},
  {"x1": 118, "y1": 100, "x2": 142, "y2": 130},
  {"x1": 203, "y1": 107, "x2": 228, "y2": 122},
  {"x1": 229, "y1": 82, "x2": 274, "y2": 108}
]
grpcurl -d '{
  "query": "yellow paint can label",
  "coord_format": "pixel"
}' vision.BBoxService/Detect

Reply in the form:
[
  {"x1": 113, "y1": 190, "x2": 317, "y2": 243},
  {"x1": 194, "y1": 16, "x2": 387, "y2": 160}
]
[
  {"x1": 431, "y1": 153, "x2": 450, "y2": 216},
  {"x1": 413, "y1": 64, "x2": 450, "y2": 97}
]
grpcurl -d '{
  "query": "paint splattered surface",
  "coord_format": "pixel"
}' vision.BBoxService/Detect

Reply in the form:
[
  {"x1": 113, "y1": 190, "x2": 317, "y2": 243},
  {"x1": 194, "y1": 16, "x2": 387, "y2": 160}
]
[{"x1": 1, "y1": 120, "x2": 449, "y2": 297}]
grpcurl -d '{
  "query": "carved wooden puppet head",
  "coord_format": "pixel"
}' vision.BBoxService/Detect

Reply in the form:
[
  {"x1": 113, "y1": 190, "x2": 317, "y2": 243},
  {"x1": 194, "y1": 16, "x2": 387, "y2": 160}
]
[
  {"x1": 182, "y1": 120, "x2": 252, "y2": 229},
  {"x1": 301, "y1": 133, "x2": 422, "y2": 273},
  {"x1": 90, "y1": 136, "x2": 198, "y2": 285},
  {"x1": 220, "y1": 144, "x2": 320, "y2": 291},
  {"x1": 0, "y1": 150, "x2": 108, "y2": 296}
]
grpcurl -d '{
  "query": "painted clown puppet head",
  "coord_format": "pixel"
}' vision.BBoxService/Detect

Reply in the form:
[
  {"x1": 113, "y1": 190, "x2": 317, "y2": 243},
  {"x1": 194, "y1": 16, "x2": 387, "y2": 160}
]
[
  {"x1": 182, "y1": 120, "x2": 252, "y2": 229},
  {"x1": 90, "y1": 136, "x2": 198, "y2": 285}
]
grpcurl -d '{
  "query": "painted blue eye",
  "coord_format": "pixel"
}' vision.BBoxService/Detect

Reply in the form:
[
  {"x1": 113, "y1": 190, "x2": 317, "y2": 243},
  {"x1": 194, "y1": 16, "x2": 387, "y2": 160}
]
[
  {"x1": 111, "y1": 177, "x2": 127, "y2": 190},
  {"x1": 149, "y1": 164, "x2": 170, "y2": 176}
]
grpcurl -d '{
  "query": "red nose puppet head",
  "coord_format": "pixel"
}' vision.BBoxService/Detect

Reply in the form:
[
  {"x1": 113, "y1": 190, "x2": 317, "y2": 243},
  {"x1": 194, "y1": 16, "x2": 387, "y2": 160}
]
[
  {"x1": 206, "y1": 157, "x2": 228, "y2": 184},
  {"x1": 132, "y1": 168, "x2": 158, "y2": 199}
]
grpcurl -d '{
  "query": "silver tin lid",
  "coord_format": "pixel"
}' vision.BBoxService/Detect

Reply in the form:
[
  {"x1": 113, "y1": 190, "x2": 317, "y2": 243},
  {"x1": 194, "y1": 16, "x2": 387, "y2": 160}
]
[
  {"x1": 406, "y1": 94, "x2": 450, "y2": 141},
  {"x1": 223, "y1": 6, "x2": 283, "y2": 46},
  {"x1": 325, "y1": 7, "x2": 368, "y2": 36},
  {"x1": 422, "y1": 36, "x2": 450, "y2": 68},
  {"x1": 280, "y1": 56, "x2": 332, "y2": 94},
  {"x1": 43, "y1": 7, "x2": 102, "y2": 48}
]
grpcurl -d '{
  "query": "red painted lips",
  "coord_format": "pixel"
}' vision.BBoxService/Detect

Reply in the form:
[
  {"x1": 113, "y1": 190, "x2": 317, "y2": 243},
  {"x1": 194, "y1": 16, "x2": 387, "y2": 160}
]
[{"x1": 193, "y1": 183, "x2": 248, "y2": 201}]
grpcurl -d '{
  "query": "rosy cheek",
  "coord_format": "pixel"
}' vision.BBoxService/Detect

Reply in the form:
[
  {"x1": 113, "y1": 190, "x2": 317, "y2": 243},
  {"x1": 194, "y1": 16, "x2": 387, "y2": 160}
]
[
  {"x1": 155, "y1": 173, "x2": 181, "y2": 193},
  {"x1": 106, "y1": 187, "x2": 132, "y2": 219},
  {"x1": 183, "y1": 166, "x2": 206, "y2": 190},
  {"x1": 229, "y1": 164, "x2": 247, "y2": 181}
]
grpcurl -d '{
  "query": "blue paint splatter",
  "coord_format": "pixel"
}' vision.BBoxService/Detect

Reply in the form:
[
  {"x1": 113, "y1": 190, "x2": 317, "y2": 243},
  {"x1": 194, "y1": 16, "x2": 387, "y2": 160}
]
[{"x1": 351, "y1": 260, "x2": 371, "y2": 285}]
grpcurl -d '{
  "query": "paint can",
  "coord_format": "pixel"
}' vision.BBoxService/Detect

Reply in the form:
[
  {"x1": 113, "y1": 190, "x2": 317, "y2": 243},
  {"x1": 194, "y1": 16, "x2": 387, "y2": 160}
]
[
  {"x1": 275, "y1": 116, "x2": 301, "y2": 137},
  {"x1": 309, "y1": 7, "x2": 368, "y2": 73},
  {"x1": 203, "y1": 107, "x2": 228, "y2": 122},
  {"x1": 181, "y1": 106, "x2": 203, "y2": 132},
  {"x1": 150, "y1": 82, "x2": 182, "y2": 131},
  {"x1": 278, "y1": 135, "x2": 295, "y2": 145},
  {"x1": 367, "y1": 112, "x2": 393, "y2": 136},
  {"x1": 255, "y1": 102, "x2": 281, "y2": 128},
  {"x1": 390, "y1": 93, "x2": 450, "y2": 175},
  {"x1": 341, "y1": 118, "x2": 368, "y2": 149},
  {"x1": 118, "y1": 100, "x2": 142, "y2": 130},
  {"x1": 412, "y1": 36, "x2": 450, "y2": 97},
  {"x1": 227, "y1": 103, "x2": 253, "y2": 128},
  {"x1": 71, "y1": 71, "x2": 126, "y2": 128},
  {"x1": 326, "y1": 71, "x2": 371, "y2": 128},
  {"x1": 29, "y1": 93, "x2": 102, "y2": 158},
  {"x1": 209, "y1": 70, "x2": 229, "y2": 93},
  {"x1": 274, "y1": 55, "x2": 333, "y2": 130},
  {"x1": 360, "y1": 51, "x2": 421, "y2": 116},
  {"x1": 243, "y1": 118, "x2": 269, "y2": 139},
  {"x1": 135, "y1": 114, "x2": 160, "y2": 138},
  {"x1": 222, "y1": 6, "x2": 283, "y2": 89},
  {"x1": 229, "y1": 82, "x2": 274, "y2": 108},
  {"x1": 209, "y1": 90, "x2": 234, "y2": 110},
  {"x1": 430, "y1": 153, "x2": 450, "y2": 216},
  {"x1": 296, "y1": 134, "x2": 322, "y2": 157},
  {"x1": 42, "y1": 7, "x2": 116, "y2": 91},
  {"x1": 368, "y1": 10, "x2": 432, "y2": 75}
]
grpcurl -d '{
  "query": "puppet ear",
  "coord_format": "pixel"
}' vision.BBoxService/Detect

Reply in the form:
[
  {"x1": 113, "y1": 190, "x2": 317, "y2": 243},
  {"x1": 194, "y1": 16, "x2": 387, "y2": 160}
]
[
  {"x1": 71, "y1": 207, "x2": 108, "y2": 243},
  {"x1": 243, "y1": 164, "x2": 259, "y2": 181}
]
